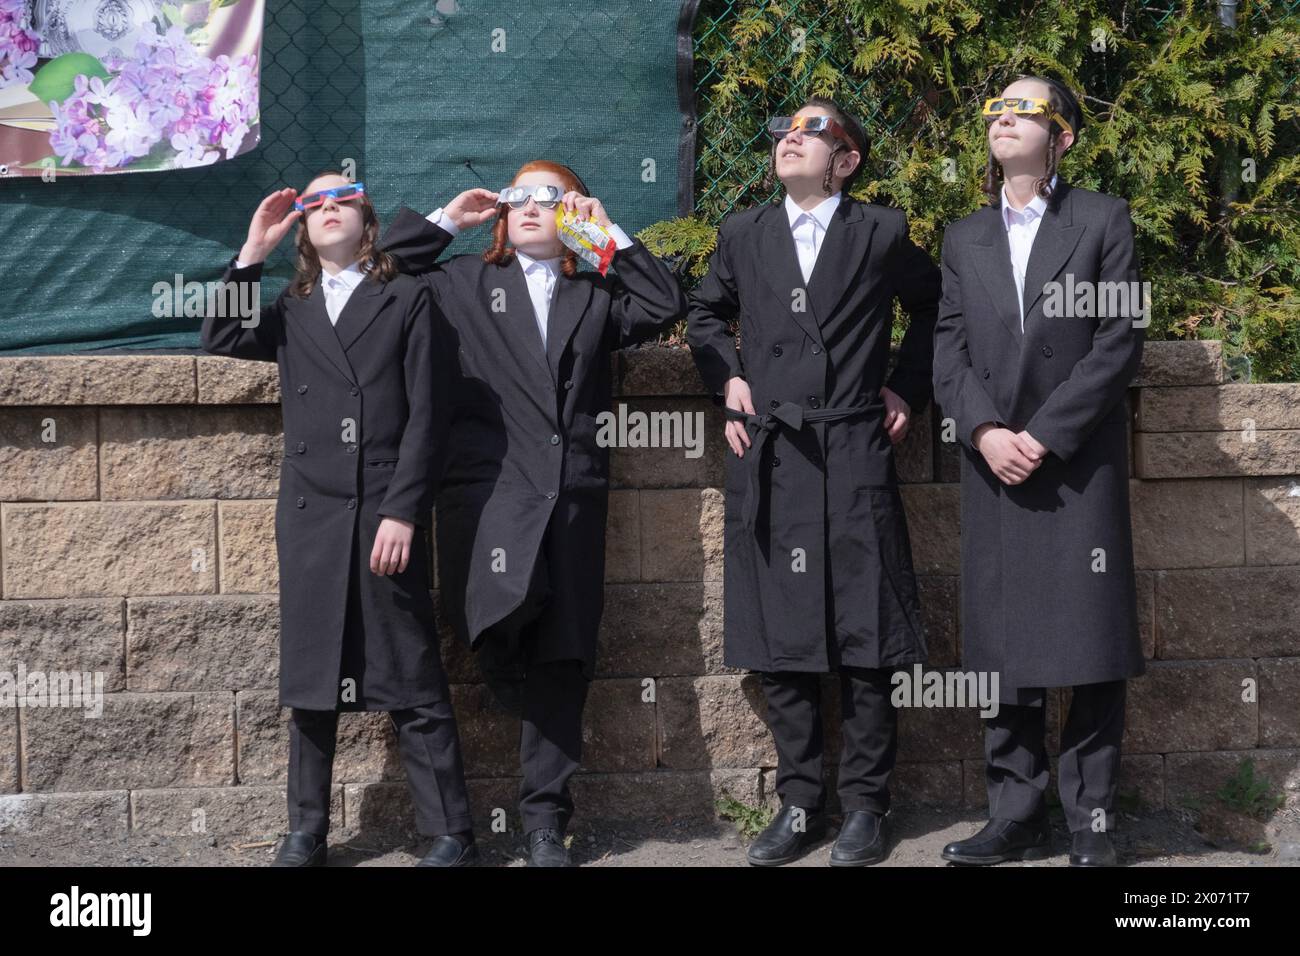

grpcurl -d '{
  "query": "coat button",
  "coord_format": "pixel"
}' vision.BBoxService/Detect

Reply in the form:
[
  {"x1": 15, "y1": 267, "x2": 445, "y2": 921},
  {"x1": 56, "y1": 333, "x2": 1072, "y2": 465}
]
[
  {"x1": 346, "y1": 498, "x2": 356, "y2": 509},
  {"x1": 772, "y1": 345, "x2": 783, "y2": 357},
  {"x1": 1041, "y1": 346, "x2": 1053, "y2": 358},
  {"x1": 812, "y1": 345, "x2": 823, "y2": 355},
  {"x1": 296, "y1": 442, "x2": 306, "y2": 454},
  {"x1": 296, "y1": 496, "x2": 305, "y2": 508},
  {"x1": 983, "y1": 368, "x2": 991, "y2": 379},
  {"x1": 808, "y1": 396, "x2": 821, "y2": 409},
  {"x1": 772, "y1": 456, "x2": 781, "y2": 467},
  {"x1": 297, "y1": 385, "x2": 307, "y2": 394},
  {"x1": 769, "y1": 399, "x2": 779, "y2": 409},
  {"x1": 550, "y1": 434, "x2": 560, "y2": 445},
  {"x1": 545, "y1": 491, "x2": 557, "y2": 499},
  {"x1": 346, "y1": 444, "x2": 357, "y2": 454},
  {"x1": 564, "y1": 379, "x2": 574, "y2": 389},
  {"x1": 350, "y1": 387, "x2": 359, "y2": 396}
]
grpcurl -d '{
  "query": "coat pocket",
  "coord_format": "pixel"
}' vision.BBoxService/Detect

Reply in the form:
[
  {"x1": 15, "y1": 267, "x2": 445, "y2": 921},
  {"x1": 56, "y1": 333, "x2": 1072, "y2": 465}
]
[{"x1": 365, "y1": 458, "x2": 398, "y2": 468}]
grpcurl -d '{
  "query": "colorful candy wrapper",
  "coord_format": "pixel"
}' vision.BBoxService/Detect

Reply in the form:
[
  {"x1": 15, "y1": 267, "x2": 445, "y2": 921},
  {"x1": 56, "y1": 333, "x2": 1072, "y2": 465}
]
[{"x1": 555, "y1": 207, "x2": 618, "y2": 276}]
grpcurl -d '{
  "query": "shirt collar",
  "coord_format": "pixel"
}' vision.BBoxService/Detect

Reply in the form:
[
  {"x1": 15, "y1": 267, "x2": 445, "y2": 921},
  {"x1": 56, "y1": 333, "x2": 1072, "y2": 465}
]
[
  {"x1": 515, "y1": 248, "x2": 563, "y2": 275},
  {"x1": 321, "y1": 259, "x2": 365, "y2": 288},
  {"x1": 1001, "y1": 174, "x2": 1057, "y2": 227},
  {"x1": 784, "y1": 190, "x2": 842, "y2": 232}
]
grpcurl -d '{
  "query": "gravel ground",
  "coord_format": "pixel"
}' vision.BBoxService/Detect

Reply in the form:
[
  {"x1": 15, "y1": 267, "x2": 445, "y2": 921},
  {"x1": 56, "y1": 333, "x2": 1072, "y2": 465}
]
[{"x1": 3, "y1": 805, "x2": 1296, "y2": 867}]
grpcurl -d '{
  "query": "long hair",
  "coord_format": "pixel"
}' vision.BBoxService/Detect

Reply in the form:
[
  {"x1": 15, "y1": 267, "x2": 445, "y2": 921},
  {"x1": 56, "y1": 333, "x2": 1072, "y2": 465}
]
[
  {"x1": 981, "y1": 75, "x2": 1084, "y2": 204},
  {"x1": 762, "y1": 96, "x2": 868, "y2": 198},
  {"x1": 289, "y1": 169, "x2": 397, "y2": 298},
  {"x1": 483, "y1": 160, "x2": 589, "y2": 277}
]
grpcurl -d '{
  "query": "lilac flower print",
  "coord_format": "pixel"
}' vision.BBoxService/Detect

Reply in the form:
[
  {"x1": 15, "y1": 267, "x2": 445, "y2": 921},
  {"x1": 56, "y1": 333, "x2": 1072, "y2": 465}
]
[
  {"x1": 44, "y1": 21, "x2": 260, "y2": 172},
  {"x1": 170, "y1": 128, "x2": 218, "y2": 167},
  {"x1": 0, "y1": 0, "x2": 41, "y2": 90}
]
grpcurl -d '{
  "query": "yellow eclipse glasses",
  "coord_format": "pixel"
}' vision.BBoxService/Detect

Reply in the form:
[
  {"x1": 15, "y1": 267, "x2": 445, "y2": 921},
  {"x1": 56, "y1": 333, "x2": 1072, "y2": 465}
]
[{"x1": 982, "y1": 97, "x2": 1074, "y2": 136}]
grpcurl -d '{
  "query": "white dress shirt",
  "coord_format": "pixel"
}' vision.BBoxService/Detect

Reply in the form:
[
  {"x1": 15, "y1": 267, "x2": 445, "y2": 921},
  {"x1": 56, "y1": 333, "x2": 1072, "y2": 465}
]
[
  {"x1": 231, "y1": 256, "x2": 364, "y2": 326},
  {"x1": 1001, "y1": 173, "x2": 1057, "y2": 330},
  {"x1": 783, "y1": 190, "x2": 842, "y2": 284},
  {"x1": 318, "y1": 260, "x2": 366, "y2": 324},
  {"x1": 426, "y1": 205, "x2": 634, "y2": 346},
  {"x1": 514, "y1": 248, "x2": 563, "y2": 346}
]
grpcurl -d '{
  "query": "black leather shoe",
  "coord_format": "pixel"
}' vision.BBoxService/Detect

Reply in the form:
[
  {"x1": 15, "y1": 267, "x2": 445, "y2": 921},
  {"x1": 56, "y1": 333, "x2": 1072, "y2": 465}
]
[
  {"x1": 1069, "y1": 829, "x2": 1117, "y2": 867},
  {"x1": 525, "y1": 827, "x2": 571, "y2": 867},
  {"x1": 941, "y1": 817, "x2": 1052, "y2": 865},
  {"x1": 417, "y1": 833, "x2": 479, "y2": 867},
  {"x1": 271, "y1": 831, "x2": 327, "y2": 867},
  {"x1": 746, "y1": 805, "x2": 828, "y2": 866},
  {"x1": 830, "y1": 810, "x2": 890, "y2": 866}
]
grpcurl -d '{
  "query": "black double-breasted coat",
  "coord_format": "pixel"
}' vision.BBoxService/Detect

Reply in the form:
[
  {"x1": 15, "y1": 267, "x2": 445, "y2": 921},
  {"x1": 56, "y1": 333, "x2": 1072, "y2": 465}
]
[
  {"x1": 379, "y1": 208, "x2": 686, "y2": 678},
  {"x1": 687, "y1": 196, "x2": 940, "y2": 673},
  {"x1": 201, "y1": 257, "x2": 451, "y2": 711},
  {"x1": 932, "y1": 180, "x2": 1147, "y2": 697}
]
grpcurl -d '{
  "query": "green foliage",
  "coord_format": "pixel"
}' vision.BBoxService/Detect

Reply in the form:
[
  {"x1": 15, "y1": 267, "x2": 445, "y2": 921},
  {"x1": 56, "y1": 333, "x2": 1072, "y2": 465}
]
[
  {"x1": 640, "y1": 0, "x2": 1300, "y2": 380},
  {"x1": 716, "y1": 793, "x2": 775, "y2": 839},
  {"x1": 1215, "y1": 757, "x2": 1286, "y2": 820}
]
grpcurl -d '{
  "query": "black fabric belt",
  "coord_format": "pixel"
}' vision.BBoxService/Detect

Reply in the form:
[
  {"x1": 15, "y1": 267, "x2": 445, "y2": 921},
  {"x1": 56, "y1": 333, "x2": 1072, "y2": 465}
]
[{"x1": 724, "y1": 399, "x2": 879, "y2": 531}]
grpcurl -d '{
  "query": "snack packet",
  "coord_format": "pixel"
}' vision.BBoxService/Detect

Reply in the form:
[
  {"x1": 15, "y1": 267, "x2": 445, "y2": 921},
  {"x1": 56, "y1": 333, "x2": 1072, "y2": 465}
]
[{"x1": 555, "y1": 207, "x2": 618, "y2": 276}]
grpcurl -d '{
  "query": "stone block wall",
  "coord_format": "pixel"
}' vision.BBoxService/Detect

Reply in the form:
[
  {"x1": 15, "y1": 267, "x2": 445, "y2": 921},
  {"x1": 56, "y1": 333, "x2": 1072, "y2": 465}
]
[{"x1": 0, "y1": 341, "x2": 1296, "y2": 841}]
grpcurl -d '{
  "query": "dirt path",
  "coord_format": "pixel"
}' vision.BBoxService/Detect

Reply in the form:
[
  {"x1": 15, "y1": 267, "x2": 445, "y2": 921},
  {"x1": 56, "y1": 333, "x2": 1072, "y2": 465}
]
[{"x1": 3, "y1": 806, "x2": 1296, "y2": 867}]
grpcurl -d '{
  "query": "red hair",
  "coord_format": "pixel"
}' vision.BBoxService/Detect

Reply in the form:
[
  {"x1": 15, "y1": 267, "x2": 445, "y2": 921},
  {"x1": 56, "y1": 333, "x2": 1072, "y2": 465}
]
[{"x1": 483, "y1": 160, "x2": 587, "y2": 277}]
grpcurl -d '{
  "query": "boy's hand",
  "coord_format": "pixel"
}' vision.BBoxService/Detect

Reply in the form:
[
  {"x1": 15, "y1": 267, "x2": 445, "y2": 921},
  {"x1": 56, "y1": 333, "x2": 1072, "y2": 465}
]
[
  {"x1": 880, "y1": 385, "x2": 911, "y2": 444},
  {"x1": 1015, "y1": 430, "x2": 1049, "y2": 461},
  {"x1": 371, "y1": 517, "x2": 414, "y2": 575},
  {"x1": 723, "y1": 376, "x2": 755, "y2": 457},
  {"x1": 974, "y1": 425, "x2": 1042, "y2": 485},
  {"x1": 444, "y1": 188, "x2": 499, "y2": 229},
  {"x1": 561, "y1": 191, "x2": 611, "y2": 228},
  {"x1": 239, "y1": 188, "x2": 301, "y2": 265}
]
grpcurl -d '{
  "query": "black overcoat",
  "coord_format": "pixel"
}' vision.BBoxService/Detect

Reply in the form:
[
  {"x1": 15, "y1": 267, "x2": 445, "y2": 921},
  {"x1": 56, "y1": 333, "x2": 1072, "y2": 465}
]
[
  {"x1": 932, "y1": 180, "x2": 1147, "y2": 696},
  {"x1": 201, "y1": 257, "x2": 451, "y2": 710},
  {"x1": 687, "y1": 196, "x2": 940, "y2": 673},
  {"x1": 379, "y1": 208, "x2": 687, "y2": 677}
]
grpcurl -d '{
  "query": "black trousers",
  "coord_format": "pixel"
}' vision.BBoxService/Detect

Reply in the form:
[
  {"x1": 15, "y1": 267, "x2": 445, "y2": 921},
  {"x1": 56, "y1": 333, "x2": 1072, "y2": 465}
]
[
  {"x1": 760, "y1": 667, "x2": 898, "y2": 815},
  {"x1": 477, "y1": 545, "x2": 590, "y2": 834},
  {"x1": 287, "y1": 700, "x2": 473, "y2": 838},
  {"x1": 984, "y1": 679, "x2": 1127, "y2": 833}
]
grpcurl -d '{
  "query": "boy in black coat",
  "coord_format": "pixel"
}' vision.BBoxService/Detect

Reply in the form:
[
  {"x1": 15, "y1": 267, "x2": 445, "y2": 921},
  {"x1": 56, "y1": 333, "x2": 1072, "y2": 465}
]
[
  {"x1": 202, "y1": 172, "x2": 475, "y2": 867},
  {"x1": 379, "y1": 162, "x2": 686, "y2": 866},
  {"x1": 933, "y1": 77, "x2": 1145, "y2": 867},
  {"x1": 688, "y1": 99, "x2": 940, "y2": 866}
]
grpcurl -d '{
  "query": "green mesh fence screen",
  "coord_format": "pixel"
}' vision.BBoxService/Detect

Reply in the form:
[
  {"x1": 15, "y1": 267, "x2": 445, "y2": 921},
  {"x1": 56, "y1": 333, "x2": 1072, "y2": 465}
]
[{"x1": 0, "y1": 0, "x2": 693, "y2": 352}]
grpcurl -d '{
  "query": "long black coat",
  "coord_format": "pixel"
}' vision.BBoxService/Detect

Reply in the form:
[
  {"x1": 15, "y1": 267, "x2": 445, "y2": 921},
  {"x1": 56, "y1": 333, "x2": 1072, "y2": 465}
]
[
  {"x1": 932, "y1": 180, "x2": 1146, "y2": 696},
  {"x1": 379, "y1": 208, "x2": 686, "y2": 677},
  {"x1": 687, "y1": 196, "x2": 940, "y2": 673},
  {"x1": 201, "y1": 257, "x2": 451, "y2": 711}
]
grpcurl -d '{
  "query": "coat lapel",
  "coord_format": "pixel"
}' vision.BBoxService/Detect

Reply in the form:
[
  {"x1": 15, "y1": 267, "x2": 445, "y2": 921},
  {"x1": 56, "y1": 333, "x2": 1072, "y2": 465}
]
[
  {"x1": 971, "y1": 206, "x2": 1026, "y2": 345},
  {"x1": 759, "y1": 205, "x2": 825, "y2": 349},
  {"x1": 494, "y1": 259, "x2": 554, "y2": 382},
  {"x1": 806, "y1": 199, "x2": 875, "y2": 327},
  {"x1": 1021, "y1": 181, "x2": 1084, "y2": 322},
  {"x1": 296, "y1": 285, "x2": 357, "y2": 384},
  {"x1": 545, "y1": 272, "x2": 593, "y2": 382},
  {"x1": 333, "y1": 276, "x2": 395, "y2": 353}
]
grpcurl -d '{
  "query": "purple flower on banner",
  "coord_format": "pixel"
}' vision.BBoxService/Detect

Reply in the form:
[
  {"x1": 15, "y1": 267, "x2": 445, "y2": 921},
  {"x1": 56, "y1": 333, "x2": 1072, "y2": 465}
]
[
  {"x1": 47, "y1": 22, "x2": 259, "y2": 171},
  {"x1": 0, "y1": 0, "x2": 41, "y2": 90}
]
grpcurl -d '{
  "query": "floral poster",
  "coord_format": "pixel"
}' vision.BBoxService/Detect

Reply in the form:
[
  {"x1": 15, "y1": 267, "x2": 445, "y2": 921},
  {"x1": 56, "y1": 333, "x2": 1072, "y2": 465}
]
[{"x1": 0, "y1": 0, "x2": 261, "y2": 175}]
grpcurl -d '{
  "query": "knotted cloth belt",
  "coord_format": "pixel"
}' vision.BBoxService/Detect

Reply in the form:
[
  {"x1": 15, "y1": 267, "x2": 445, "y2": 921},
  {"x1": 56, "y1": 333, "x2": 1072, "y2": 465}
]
[{"x1": 724, "y1": 399, "x2": 879, "y2": 531}]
